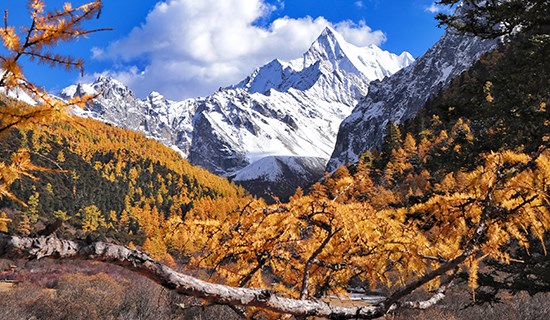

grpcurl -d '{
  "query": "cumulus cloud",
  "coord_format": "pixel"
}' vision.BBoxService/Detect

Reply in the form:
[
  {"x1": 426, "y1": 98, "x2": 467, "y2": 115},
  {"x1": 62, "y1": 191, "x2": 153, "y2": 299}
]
[
  {"x1": 93, "y1": 0, "x2": 386, "y2": 100},
  {"x1": 354, "y1": 1, "x2": 364, "y2": 9},
  {"x1": 425, "y1": 3, "x2": 440, "y2": 13},
  {"x1": 425, "y1": 2, "x2": 452, "y2": 14}
]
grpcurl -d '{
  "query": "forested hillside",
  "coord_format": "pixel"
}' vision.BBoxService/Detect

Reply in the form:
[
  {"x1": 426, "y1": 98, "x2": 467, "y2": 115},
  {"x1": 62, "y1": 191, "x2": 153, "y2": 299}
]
[
  {"x1": 0, "y1": 98, "x2": 252, "y2": 261},
  {"x1": 404, "y1": 34, "x2": 549, "y2": 159},
  {"x1": 319, "y1": 25, "x2": 550, "y2": 306}
]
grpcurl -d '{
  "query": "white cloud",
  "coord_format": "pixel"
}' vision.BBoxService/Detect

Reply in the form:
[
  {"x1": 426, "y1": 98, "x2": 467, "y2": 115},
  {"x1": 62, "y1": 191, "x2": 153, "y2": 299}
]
[
  {"x1": 93, "y1": 0, "x2": 386, "y2": 100},
  {"x1": 354, "y1": 1, "x2": 364, "y2": 9},
  {"x1": 425, "y1": 2, "x2": 452, "y2": 14},
  {"x1": 425, "y1": 3, "x2": 440, "y2": 13}
]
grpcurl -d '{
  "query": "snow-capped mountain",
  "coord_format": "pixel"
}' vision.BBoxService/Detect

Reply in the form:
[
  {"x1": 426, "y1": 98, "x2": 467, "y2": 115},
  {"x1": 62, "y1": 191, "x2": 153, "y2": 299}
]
[
  {"x1": 65, "y1": 80, "x2": 196, "y2": 157},
  {"x1": 327, "y1": 30, "x2": 497, "y2": 171},
  {"x1": 233, "y1": 156, "x2": 327, "y2": 203},
  {"x1": 62, "y1": 27, "x2": 413, "y2": 182}
]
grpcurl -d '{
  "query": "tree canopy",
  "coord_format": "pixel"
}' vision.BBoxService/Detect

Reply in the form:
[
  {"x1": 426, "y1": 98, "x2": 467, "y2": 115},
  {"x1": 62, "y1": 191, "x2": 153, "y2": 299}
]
[
  {"x1": 436, "y1": 0, "x2": 550, "y2": 38},
  {"x1": 0, "y1": 0, "x2": 105, "y2": 203}
]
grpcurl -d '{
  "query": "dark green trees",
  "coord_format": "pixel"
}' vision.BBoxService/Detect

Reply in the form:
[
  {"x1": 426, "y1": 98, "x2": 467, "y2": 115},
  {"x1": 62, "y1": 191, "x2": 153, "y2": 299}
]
[{"x1": 436, "y1": 0, "x2": 550, "y2": 38}]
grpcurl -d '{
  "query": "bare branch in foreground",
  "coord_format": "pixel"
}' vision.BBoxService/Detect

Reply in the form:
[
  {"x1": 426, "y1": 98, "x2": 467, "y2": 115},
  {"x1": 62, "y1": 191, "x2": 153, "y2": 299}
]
[
  {"x1": 0, "y1": 234, "x2": 387, "y2": 319},
  {"x1": 397, "y1": 279, "x2": 456, "y2": 310}
]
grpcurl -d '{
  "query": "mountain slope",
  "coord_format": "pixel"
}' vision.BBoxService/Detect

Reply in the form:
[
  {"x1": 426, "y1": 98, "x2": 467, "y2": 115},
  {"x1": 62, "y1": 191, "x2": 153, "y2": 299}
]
[
  {"x1": 0, "y1": 113, "x2": 250, "y2": 247},
  {"x1": 327, "y1": 30, "x2": 497, "y2": 171},
  {"x1": 61, "y1": 27, "x2": 413, "y2": 180},
  {"x1": 232, "y1": 156, "x2": 327, "y2": 203}
]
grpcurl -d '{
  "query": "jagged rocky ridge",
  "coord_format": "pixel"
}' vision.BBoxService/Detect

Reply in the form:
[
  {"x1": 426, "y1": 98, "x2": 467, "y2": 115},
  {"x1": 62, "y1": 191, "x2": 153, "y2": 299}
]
[
  {"x1": 61, "y1": 27, "x2": 413, "y2": 198},
  {"x1": 327, "y1": 30, "x2": 498, "y2": 171}
]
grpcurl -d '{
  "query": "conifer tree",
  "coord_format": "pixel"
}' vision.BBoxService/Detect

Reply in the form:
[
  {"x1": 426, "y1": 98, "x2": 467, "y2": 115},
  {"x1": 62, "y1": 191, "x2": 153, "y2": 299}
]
[
  {"x1": 381, "y1": 121, "x2": 403, "y2": 161},
  {"x1": 0, "y1": 0, "x2": 106, "y2": 134},
  {"x1": 78, "y1": 205, "x2": 105, "y2": 234},
  {"x1": 0, "y1": 211, "x2": 10, "y2": 232},
  {"x1": 436, "y1": 0, "x2": 550, "y2": 39}
]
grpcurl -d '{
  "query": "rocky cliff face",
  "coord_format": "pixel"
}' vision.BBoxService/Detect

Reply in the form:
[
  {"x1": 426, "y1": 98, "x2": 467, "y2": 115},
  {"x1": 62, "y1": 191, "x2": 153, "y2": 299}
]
[{"x1": 327, "y1": 31, "x2": 497, "y2": 171}]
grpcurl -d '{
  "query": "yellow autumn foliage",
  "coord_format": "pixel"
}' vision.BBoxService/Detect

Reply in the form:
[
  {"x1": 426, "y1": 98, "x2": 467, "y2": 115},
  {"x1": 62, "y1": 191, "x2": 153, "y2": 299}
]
[
  {"x1": 1, "y1": 1, "x2": 104, "y2": 205},
  {"x1": 175, "y1": 124, "x2": 549, "y2": 309}
]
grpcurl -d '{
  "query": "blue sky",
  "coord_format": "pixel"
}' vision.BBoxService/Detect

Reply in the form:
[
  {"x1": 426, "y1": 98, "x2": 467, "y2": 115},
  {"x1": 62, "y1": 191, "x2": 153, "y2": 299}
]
[{"x1": 4, "y1": 0, "x2": 450, "y2": 100}]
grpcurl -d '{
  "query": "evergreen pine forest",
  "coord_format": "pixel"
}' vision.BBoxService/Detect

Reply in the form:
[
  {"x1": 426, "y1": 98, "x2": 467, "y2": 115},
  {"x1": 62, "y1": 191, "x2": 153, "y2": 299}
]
[{"x1": 0, "y1": 1, "x2": 548, "y2": 319}]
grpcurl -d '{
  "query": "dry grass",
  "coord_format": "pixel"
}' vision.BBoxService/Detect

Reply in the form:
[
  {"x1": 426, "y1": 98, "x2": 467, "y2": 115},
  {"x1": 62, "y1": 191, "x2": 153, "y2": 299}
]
[
  {"x1": 0, "y1": 281, "x2": 16, "y2": 292},
  {"x1": 0, "y1": 259, "x2": 241, "y2": 320},
  {"x1": 1, "y1": 259, "x2": 548, "y2": 319},
  {"x1": 389, "y1": 285, "x2": 550, "y2": 320}
]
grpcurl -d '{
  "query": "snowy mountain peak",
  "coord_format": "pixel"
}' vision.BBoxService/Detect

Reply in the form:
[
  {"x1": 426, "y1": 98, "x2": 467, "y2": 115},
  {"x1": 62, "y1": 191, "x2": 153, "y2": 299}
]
[
  {"x1": 321, "y1": 25, "x2": 337, "y2": 37},
  {"x1": 304, "y1": 26, "x2": 350, "y2": 69},
  {"x1": 93, "y1": 75, "x2": 123, "y2": 88},
  {"x1": 233, "y1": 58, "x2": 292, "y2": 94},
  {"x1": 75, "y1": 83, "x2": 96, "y2": 97},
  {"x1": 147, "y1": 91, "x2": 169, "y2": 109},
  {"x1": 94, "y1": 76, "x2": 138, "y2": 101},
  {"x1": 398, "y1": 51, "x2": 415, "y2": 66},
  {"x1": 304, "y1": 27, "x2": 413, "y2": 81},
  {"x1": 233, "y1": 27, "x2": 414, "y2": 96},
  {"x1": 147, "y1": 91, "x2": 165, "y2": 101},
  {"x1": 316, "y1": 26, "x2": 344, "y2": 49},
  {"x1": 60, "y1": 82, "x2": 97, "y2": 98},
  {"x1": 328, "y1": 30, "x2": 497, "y2": 171},
  {"x1": 61, "y1": 76, "x2": 124, "y2": 99}
]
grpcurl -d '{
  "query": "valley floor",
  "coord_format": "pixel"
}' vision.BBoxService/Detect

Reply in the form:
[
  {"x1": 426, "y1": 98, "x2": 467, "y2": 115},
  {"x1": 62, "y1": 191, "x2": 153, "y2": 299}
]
[{"x1": 1, "y1": 259, "x2": 547, "y2": 320}]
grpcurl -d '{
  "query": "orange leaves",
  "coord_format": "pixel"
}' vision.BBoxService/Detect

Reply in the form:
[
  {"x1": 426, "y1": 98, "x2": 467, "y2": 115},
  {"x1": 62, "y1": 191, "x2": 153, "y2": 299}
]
[
  {"x1": 62, "y1": 2, "x2": 73, "y2": 12},
  {"x1": 11, "y1": 149, "x2": 40, "y2": 180},
  {"x1": 8, "y1": 149, "x2": 57, "y2": 179},
  {"x1": 142, "y1": 236, "x2": 169, "y2": 261},
  {"x1": 0, "y1": 60, "x2": 23, "y2": 87},
  {"x1": 465, "y1": 255, "x2": 481, "y2": 294},
  {"x1": 29, "y1": 0, "x2": 46, "y2": 14},
  {"x1": 29, "y1": 0, "x2": 103, "y2": 46},
  {"x1": 483, "y1": 81, "x2": 494, "y2": 104},
  {"x1": 0, "y1": 148, "x2": 55, "y2": 205},
  {"x1": 185, "y1": 184, "x2": 436, "y2": 300},
  {"x1": 287, "y1": 124, "x2": 548, "y2": 301},
  {"x1": 0, "y1": 211, "x2": 10, "y2": 232},
  {"x1": 411, "y1": 147, "x2": 550, "y2": 274},
  {"x1": 2, "y1": 0, "x2": 103, "y2": 75},
  {"x1": 0, "y1": 26, "x2": 20, "y2": 51},
  {"x1": 0, "y1": 1, "x2": 106, "y2": 137},
  {"x1": 0, "y1": 111, "x2": 251, "y2": 263}
]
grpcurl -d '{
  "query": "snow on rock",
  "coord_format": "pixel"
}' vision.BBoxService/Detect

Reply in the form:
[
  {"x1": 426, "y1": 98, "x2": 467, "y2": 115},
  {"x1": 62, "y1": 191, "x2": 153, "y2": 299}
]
[
  {"x1": 327, "y1": 30, "x2": 498, "y2": 171},
  {"x1": 0, "y1": 87, "x2": 37, "y2": 106},
  {"x1": 60, "y1": 83, "x2": 97, "y2": 98},
  {"x1": 0, "y1": 71, "x2": 38, "y2": 106},
  {"x1": 234, "y1": 156, "x2": 327, "y2": 182},
  {"x1": 60, "y1": 27, "x2": 413, "y2": 179},
  {"x1": 233, "y1": 156, "x2": 327, "y2": 203},
  {"x1": 302, "y1": 26, "x2": 413, "y2": 81}
]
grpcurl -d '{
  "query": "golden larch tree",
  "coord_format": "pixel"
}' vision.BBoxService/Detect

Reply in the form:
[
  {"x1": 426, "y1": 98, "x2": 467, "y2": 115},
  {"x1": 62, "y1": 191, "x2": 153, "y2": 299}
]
[{"x1": 0, "y1": 0, "x2": 105, "y2": 203}]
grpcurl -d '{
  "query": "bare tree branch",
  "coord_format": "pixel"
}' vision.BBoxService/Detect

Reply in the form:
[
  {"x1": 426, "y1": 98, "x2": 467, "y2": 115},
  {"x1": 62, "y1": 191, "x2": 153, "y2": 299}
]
[
  {"x1": 0, "y1": 234, "x2": 387, "y2": 319},
  {"x1": 398, "y1": 278, "x2": 456, "y2": 310},
  {"x1": 300, "y1": 227, "x2": 341, "y2": 299}
]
